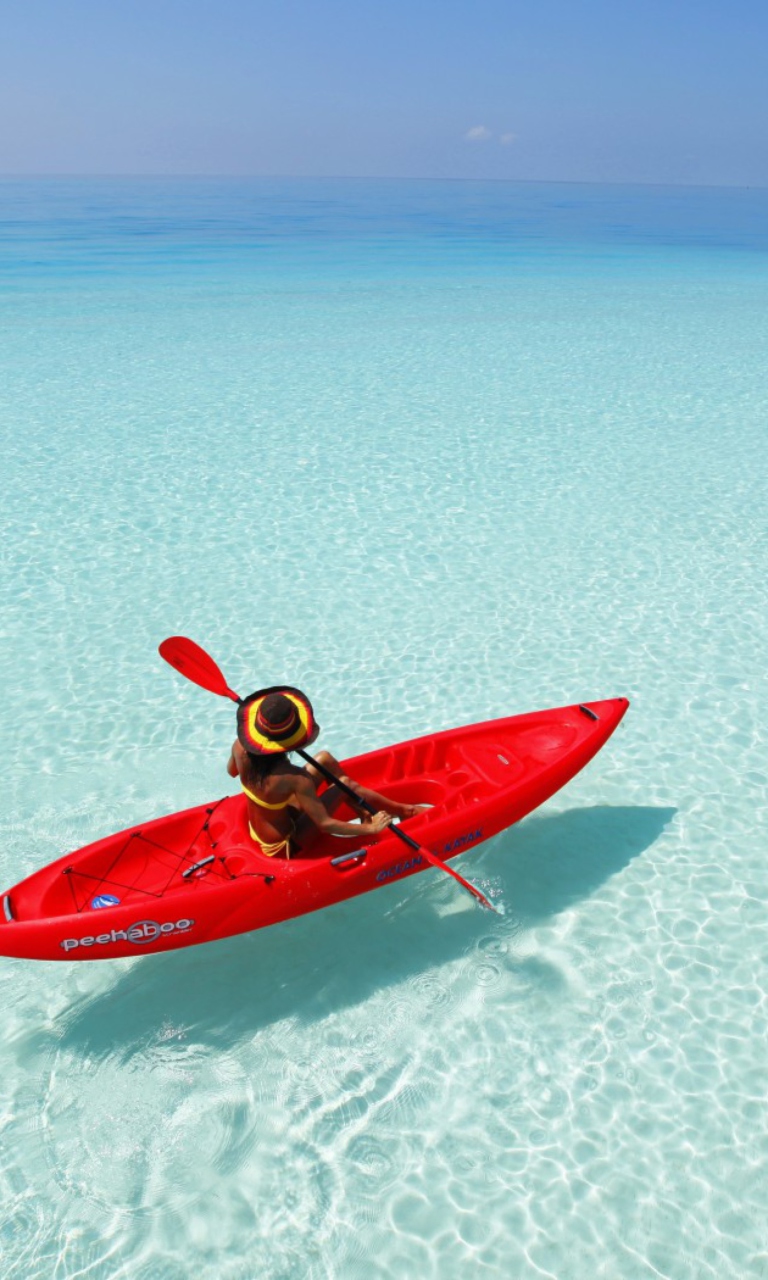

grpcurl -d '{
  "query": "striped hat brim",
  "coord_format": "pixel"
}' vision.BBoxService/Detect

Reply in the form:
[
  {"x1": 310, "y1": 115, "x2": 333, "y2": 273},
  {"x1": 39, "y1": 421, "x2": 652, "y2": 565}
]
[{"x1": 237, "y1": 686, "x2": 315, "y2": 756}]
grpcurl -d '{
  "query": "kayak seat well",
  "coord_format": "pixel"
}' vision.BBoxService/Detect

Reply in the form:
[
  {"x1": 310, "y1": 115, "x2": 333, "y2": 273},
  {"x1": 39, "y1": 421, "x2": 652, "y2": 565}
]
[
  {"x1": 350, "y1": 735, "x2": 525, "y2": 817},
  {"x1": 353, "y1": 734, "x2": 503, "y2": 787},
  {"x1": 374, "y1": 778, "x2": 446, "y2": 809},
  {"x1": 367, "y1": 736, "x2": 452, "y2": 785}
]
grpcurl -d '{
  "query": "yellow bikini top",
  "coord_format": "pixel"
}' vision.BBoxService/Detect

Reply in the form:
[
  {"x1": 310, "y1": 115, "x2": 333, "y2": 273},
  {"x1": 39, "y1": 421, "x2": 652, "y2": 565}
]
[{"x1": 241, "y1": 781, "x2": 292, "y2": 811}]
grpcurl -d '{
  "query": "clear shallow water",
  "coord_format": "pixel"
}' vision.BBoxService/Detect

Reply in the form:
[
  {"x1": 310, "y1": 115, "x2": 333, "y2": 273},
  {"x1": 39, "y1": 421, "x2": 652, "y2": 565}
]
[{"x1": 1, "y1": 178, "x2": 767, "y2": 1278}]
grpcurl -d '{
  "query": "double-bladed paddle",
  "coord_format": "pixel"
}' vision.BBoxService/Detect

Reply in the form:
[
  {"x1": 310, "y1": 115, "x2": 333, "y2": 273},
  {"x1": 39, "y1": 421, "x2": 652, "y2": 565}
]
[{"x1": 158, "y1": 636, "x2": 497, "y2": 913}]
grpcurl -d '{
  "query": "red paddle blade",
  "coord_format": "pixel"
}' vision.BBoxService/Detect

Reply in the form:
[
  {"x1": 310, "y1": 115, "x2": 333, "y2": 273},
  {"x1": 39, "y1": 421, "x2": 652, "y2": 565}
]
[
  {"x1": 418, "y1": 846, "x2": 498, "y2": 913},
  {"x1": 159, "y1": 636, "x2": 241, "y2": 703}
]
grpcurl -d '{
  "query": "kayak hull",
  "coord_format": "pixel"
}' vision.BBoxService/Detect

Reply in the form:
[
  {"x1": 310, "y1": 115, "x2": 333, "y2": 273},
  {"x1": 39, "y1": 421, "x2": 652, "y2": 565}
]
[{"x1": 0, "y1": 698, "x2": 628, "y2": 961}]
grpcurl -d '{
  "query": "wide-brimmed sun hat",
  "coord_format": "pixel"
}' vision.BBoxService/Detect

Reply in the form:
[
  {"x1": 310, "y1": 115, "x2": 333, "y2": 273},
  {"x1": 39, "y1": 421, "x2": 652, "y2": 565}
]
[{"x1": 237, "y1": 686, "x2": 315, "y2": 756}]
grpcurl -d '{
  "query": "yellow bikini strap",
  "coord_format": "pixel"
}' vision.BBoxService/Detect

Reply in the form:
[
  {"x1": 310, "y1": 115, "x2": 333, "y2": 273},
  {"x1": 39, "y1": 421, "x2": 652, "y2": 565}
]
[{"x1": 241, "y1": 781, "x2": 291, "y2": 810}]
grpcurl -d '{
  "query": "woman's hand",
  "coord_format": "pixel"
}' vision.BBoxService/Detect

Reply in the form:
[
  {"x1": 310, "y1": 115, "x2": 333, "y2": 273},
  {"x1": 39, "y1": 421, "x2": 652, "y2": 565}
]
[{"x1": 366, "y1": 811, "x2": 393, "y2": 836}]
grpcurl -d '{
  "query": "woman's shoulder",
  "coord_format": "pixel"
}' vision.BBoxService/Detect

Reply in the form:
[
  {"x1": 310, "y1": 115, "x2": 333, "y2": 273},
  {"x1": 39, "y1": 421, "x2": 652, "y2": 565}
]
[{"x1": 232, "y1": 739, "x2": 249, "y2": 770}]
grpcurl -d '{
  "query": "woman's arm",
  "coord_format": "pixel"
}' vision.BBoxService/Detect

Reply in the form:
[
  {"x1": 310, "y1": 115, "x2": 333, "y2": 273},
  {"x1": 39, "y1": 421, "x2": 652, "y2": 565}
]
[{"x1": 291, "y1": 774, "x2": 392, "y2": 838}]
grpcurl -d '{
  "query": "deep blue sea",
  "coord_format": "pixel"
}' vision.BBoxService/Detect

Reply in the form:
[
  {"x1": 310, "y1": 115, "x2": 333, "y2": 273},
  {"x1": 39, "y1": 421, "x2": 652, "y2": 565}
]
[{"x1": 1, "y1": 178, "x2": 767, "y2": 1278}]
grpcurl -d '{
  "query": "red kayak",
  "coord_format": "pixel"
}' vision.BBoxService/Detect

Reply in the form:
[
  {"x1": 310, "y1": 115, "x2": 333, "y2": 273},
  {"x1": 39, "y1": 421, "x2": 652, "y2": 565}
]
[{"x1": 0, "y1": 697, "x2": 628, "y2": 961}]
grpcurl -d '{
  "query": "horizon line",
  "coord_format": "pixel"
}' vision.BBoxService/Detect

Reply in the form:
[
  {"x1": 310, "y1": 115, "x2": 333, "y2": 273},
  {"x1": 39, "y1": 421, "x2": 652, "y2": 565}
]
[{"x1": 0, "y1": 172, "x2": 766, "y2": 193}]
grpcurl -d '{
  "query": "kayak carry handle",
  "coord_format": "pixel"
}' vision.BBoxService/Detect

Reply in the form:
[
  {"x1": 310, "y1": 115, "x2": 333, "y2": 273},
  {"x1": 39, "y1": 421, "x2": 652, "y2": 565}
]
[
  {"x1": 330, "y1": 850, "x2": 367, "y2": 867},
  {"x1": 182, "y1": 855, "x2": 216, "y2": 879}
]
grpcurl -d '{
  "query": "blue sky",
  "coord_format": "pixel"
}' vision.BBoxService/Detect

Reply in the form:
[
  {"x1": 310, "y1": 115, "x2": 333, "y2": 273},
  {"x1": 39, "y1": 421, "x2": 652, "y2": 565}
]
[{"x1": 1, "y1": 0, "x2": 766, "y2": 184}]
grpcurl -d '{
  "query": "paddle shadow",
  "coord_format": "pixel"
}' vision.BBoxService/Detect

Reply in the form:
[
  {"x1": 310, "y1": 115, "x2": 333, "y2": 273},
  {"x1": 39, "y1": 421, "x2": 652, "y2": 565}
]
[{"x1": 53, "y1": 804, "x2": 675, "y2": 1061}]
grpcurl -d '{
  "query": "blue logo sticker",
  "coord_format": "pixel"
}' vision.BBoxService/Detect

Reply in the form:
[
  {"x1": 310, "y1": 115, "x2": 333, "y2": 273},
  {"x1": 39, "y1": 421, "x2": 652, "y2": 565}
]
[{"x1": 90, "y1": 894, "x2": 121, "y2": 910}]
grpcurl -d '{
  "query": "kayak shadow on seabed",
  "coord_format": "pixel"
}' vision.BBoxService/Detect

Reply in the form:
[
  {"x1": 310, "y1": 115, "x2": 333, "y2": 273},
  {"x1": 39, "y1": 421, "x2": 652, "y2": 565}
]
[{"x1": 54, "y1": 803, "x2": 675, "y2": 1063}]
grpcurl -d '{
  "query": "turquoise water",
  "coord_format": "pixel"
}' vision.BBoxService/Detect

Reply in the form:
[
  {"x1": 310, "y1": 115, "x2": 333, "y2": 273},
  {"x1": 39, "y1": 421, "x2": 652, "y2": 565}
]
[{"x1": 1, "y1": 178, "x2": 767, "y2": 1278}]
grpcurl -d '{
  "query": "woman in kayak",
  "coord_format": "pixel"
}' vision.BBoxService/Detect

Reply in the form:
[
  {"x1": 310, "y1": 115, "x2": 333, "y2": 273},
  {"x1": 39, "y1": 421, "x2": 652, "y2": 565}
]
[{"x1": 227, "y1": 686, "x2": 423, "y2": 858}]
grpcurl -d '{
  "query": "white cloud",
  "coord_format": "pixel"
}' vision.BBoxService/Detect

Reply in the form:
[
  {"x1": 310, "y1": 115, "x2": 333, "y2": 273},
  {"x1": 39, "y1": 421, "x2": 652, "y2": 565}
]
[
  {"x1": 465, "y1": 125, "x2": 491, "y2": 142},
  {"x1": 500, "y1": 132, "x2": 517, "y2": 146}
]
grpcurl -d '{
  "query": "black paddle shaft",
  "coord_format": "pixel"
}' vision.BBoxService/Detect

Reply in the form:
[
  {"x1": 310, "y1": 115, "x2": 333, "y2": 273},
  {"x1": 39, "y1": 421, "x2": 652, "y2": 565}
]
[{"x1": 297, "y1": 748, "x2": 422, "y2": 854}]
